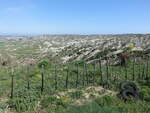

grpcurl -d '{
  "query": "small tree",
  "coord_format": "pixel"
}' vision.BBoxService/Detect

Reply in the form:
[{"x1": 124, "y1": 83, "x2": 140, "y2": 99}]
[{"x1": 38, "y1": 60, "x2": 49, "y2": 69}]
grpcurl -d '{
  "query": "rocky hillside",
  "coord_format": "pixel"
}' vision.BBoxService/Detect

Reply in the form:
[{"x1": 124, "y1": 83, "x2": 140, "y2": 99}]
[{"x1": 0, "y1": 34, "x2": 150, "y2": 66}]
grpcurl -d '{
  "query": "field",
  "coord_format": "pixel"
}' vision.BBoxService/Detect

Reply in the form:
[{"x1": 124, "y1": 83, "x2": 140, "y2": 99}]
[
  {"x1": 0, "y1": 35, "x2": 150, "y2": 113},
  {"x1": 0, "y1": 57, "x2": 150, "y2": 113}
]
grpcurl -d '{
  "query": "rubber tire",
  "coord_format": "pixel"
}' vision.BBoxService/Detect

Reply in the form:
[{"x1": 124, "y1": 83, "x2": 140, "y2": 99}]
[
  {"x1": 121, "y1": 89, "x2": 139, "y2": 101},
  {"x1": 120, "y1": 81, "x2": 138, "y2": 91},
  {"x1": 117, "y1": 93, "x2": 123, "y2": 99}
]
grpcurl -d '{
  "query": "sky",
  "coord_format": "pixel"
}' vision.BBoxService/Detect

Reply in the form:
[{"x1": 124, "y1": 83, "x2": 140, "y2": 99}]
[{"x1": 0, "y1": 0, "x2": 150, "y2": 35}]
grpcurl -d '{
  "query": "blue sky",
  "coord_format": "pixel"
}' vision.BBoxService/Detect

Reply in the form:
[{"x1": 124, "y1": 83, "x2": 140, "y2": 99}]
[{"x1": 0, "y1": 0, "x2": 150, "y2": 34}]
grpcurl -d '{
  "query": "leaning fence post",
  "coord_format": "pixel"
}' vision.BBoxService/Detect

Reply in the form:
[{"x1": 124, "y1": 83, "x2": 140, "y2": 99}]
[{"x1": 10, "y1": 68, "x2": 14, "y2": 99}]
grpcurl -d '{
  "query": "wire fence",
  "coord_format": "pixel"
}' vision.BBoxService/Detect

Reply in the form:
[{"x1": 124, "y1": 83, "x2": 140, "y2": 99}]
[{"x1": 0, "y1": 56, "x2": 149, "y2": 98}]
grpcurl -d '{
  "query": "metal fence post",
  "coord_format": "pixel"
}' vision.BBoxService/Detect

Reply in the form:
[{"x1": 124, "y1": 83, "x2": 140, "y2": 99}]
[
  {"x1": 76, "y1": 63, "x2": 79, "y2": 88},
  {"x1": 54, "y1": 64, "x2": 57, "y2": 90},
  {"x1": 41, "y1": 65, "x2": 44, "y2": 93},
  {"x1": 65, "y1": 65, "x2": 69, "y2": 89},
  {"x1": 10, "y1": 68, "x2": 14, "y2": 99},
  {"x1": 99, "y1": 58, "x2": 103, "y2": 85}
]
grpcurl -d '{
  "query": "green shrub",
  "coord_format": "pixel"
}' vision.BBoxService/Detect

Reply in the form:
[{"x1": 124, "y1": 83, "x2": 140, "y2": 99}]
[
  {"x1": 40, "y1": 95, "x2": 68, "y2": 113},
  {"x1": 73, "y1": 60, "x2": 85, "y2": 66},
  {"x1": 8, "y1": 86, "x2": 40, "y2": 112},
  {"x1": 38, "y1": 60, "x2": 49, "y2": 69},
  {"x1": 140, "y1": 86, "x2": 150, "y2": 101},
  {"x1": 66, "y1": 101, "x2": 122, "y2": 113},
  {"x1": 95, "y1": 95, "x2": 115, "y2": 106}
]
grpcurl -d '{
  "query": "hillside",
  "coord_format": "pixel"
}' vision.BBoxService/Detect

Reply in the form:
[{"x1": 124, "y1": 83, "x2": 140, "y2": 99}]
[
  {"x1": 0, "y1": 34, "x2": 150, "y2": 113},
  {"x1": 0, "y1": 34, "x2": 150, "y2": 66}
]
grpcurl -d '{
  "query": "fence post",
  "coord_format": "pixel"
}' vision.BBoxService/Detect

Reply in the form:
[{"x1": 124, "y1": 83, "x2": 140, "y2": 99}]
[
  {"x1": 10, "y1": 68, "x2": 14, "y2": 99},
  {"x1": 125, "y1": 64, "x2": 127, "y2": 80},
  {"x1": 82, "y1": 63, "x2": 85, "y2": 86},
  {"x1": 93, "y1": 61, "x2": 96, "y2": 85},
  {"x1": 85, "y1": 63, "x2": 89, "y2": 85},
  {"x1": 99, "y1": 58, "x2": 103, "y2": 85},
  {"x1": 106, "y1": 57, "x2": 109, "y2": 81},
  {"x1": 65, "y1": 65, "x2": 69, "y2": 89},
  {"x1": 138, "y1": 61, "x2": 141, "y2": 79},
  {"x1": 27, "y1": 66, "x2": 30, "y2": 90},
  {"x1": 132, "y1": 58, "x2": 135, "y2": 81},
  {"x1": 76, "y1": 63, "x2": 79, "y2": 88},
  {"x1": 142, "y1": 62, "x2": 145, "y2": 80},
  {"x1": 54, "y1": 64, "x2": 57, "y2": 90},
  {"x1": 146, "y1": 57, "x2": 149, "y2": 79},
  {"x1": 41, "y1": 65, "x2": 44, "y2": 93},
  {"x1": 109, "y1": 62, "x2": 113, "y2": 82}
]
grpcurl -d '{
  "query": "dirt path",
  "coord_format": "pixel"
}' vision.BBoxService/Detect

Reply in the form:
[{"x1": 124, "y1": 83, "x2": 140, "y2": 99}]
[{"x1": 54, "y1": 86, "x2": 117, "y2": 106}]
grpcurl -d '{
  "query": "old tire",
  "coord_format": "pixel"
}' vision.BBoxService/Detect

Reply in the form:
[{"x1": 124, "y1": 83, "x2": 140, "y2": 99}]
[
  {"x1": 121, "y1": 89, "x2": 139, "y2": 101},
  {"x1": 120, "y1": 81, "x2": 138, "y2": 91}
]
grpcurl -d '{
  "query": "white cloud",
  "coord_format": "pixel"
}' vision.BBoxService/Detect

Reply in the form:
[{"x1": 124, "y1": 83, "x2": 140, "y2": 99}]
[
  {"x1": 4, "y1": 3, "x2": 36, "y2": 14},
  {"x1": 5, "y1": 7, "x2": 23, "y2": 14}
]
